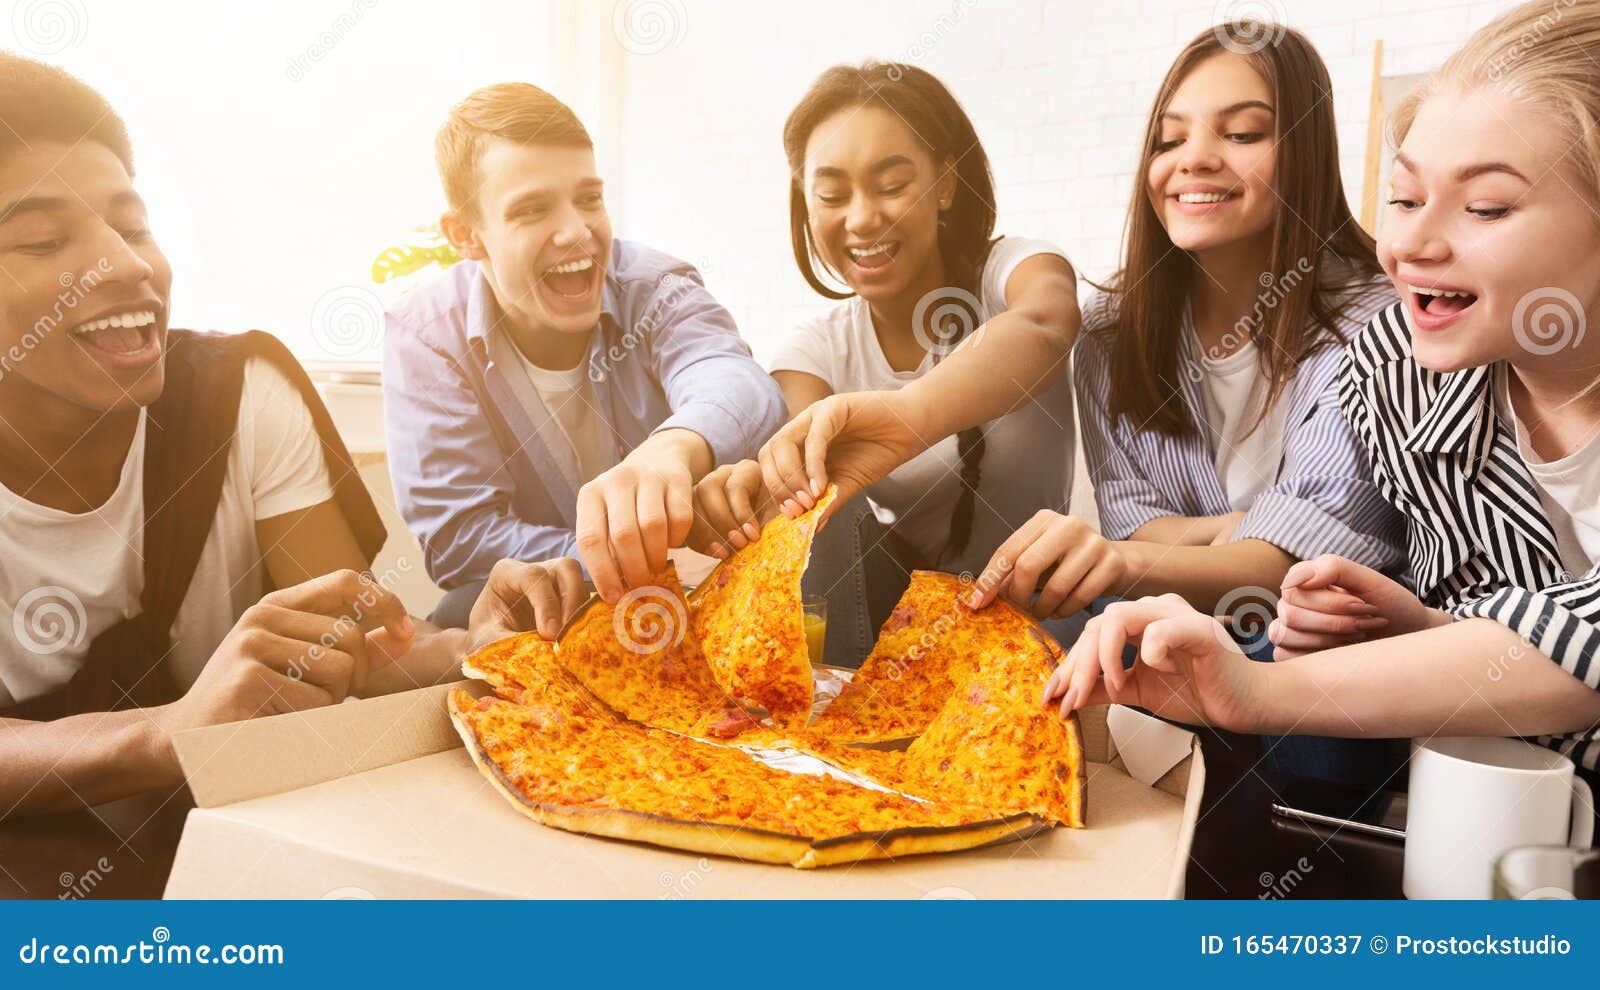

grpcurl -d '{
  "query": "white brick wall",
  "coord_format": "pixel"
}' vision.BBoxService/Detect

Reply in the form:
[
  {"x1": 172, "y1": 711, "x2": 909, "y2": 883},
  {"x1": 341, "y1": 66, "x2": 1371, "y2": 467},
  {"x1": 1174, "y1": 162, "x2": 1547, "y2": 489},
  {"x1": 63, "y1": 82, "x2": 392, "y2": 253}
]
[{"x1": 576, "y1": 0, "x2": 1522, "y2": 362}]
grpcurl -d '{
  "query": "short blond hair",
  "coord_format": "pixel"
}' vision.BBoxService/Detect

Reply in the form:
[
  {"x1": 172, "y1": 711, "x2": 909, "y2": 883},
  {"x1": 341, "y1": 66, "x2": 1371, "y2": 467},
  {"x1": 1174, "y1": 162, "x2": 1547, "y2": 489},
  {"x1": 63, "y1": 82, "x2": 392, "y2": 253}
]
[
  {"x1": 1392, "y1": 0, "x2": 1600, "y2": 201},
  {"x1": 435, "y1": 82, "x2": 591, "y2": 217}
]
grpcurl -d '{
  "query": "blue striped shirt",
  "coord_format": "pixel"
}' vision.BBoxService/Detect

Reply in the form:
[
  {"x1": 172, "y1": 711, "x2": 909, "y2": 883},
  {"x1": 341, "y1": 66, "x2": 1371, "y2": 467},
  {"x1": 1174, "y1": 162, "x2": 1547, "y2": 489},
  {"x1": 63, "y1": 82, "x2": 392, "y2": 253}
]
[{"x1": 1073, "y1": 276, "x2": 1405, "y2": 571}]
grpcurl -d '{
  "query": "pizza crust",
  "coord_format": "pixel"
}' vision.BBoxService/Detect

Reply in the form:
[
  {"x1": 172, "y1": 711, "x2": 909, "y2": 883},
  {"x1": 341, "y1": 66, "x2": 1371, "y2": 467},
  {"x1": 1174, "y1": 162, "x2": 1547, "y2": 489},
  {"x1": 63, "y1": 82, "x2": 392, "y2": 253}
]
[{"x1": 450, "y1": 692, "x2": 1046, "y2": 869}]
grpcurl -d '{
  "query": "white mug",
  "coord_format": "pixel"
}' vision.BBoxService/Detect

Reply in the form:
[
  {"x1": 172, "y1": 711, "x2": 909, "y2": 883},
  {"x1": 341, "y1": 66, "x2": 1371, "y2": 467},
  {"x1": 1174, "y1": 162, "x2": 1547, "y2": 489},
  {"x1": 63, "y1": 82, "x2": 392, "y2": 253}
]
[{"x1": 1404, "y1": 737, "x2": 1594, "y2": 899}]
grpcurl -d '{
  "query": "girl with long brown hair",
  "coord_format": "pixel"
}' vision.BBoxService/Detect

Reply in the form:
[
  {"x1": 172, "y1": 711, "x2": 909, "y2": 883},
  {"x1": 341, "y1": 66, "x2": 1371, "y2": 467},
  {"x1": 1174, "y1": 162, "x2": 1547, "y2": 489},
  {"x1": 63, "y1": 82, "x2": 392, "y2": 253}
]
[
  {"x1": 1045, "y1": 0, "x2": 1600, "y2": 803},
  {"x1": 968, "y1": 23, "x2": 1403, "y2": 628}
]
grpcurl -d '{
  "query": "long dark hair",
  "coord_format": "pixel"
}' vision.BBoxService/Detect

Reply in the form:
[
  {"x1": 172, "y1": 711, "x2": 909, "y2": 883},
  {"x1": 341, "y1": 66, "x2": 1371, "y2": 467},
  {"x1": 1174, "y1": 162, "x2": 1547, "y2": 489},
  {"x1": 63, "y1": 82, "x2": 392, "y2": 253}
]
[
  {"x1": 1100, "y1": 23, "x2": 1380, "y2": 437},
  {"x1": 782, "y1": 61, "x2": 997, "y2": 561}
]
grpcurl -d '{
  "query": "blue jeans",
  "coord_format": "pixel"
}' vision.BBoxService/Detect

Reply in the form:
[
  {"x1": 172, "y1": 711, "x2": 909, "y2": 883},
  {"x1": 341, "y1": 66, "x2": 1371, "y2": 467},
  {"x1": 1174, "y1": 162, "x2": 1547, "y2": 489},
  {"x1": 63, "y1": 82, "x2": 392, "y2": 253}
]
[{"x1": 428, "y1": 580, "x2": 486, "y2": 630}]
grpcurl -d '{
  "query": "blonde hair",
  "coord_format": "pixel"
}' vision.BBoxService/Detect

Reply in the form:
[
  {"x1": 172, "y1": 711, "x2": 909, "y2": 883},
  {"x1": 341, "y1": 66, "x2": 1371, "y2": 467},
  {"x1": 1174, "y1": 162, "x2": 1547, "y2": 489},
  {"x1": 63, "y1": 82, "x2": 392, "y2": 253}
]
[
  {"x1": 1391, "y1": 0, "x2": 1600, "y2": 200},
  {"x1": 434, "y1": 82, "x2": 591, "y2": 218}
]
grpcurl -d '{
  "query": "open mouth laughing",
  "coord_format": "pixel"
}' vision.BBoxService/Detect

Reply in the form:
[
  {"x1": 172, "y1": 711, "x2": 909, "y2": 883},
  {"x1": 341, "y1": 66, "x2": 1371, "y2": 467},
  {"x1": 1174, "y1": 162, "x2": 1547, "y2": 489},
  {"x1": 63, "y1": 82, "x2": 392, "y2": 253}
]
[
  {"x1": 68, "y1": 305, "x2": 163, "y2": 371},
  {"x1": 538, "y1": 254, "x2": 602, "y2": 311},
  {"x1": 844, "y1": 240, "x2": 901, "y2": 278},
  {"x1": 1406, "y1": 281, "x2": 1479, "y2": 331}
]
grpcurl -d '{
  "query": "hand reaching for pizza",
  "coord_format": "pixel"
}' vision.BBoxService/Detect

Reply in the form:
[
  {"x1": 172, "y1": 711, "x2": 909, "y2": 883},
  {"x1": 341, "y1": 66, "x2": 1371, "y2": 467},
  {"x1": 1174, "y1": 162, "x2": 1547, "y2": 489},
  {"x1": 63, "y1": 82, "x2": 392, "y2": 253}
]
[
  {"x1": 687, "y1": 459, "x2": 773, "y2": 559},
  {"x1": 758, "y1": 391, "x2": 928, "y2": 526},
  {"x1": 968, "y1": 510, "x2": 1134, "y2": 619},
  {"x1": 1267, "y1": 554, "x2": 1448, "y2": 660},
  {"x1": 576, "y1": 428, "x2": 706, "y2": 602},
  {"x1": 468, "y1": 557, "x2": 589, "y2": 647},
  {"x1": 1046, "y1": 594, "x2": 1267, "y2": 732}
]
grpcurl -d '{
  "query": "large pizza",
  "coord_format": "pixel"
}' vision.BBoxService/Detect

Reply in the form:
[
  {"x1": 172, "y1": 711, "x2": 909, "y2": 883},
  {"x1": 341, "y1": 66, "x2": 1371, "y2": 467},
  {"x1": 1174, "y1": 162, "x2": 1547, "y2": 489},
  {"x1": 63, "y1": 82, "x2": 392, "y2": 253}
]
[{"x1": 451, "y1": 494, "x2": 1086, "y2": 868}]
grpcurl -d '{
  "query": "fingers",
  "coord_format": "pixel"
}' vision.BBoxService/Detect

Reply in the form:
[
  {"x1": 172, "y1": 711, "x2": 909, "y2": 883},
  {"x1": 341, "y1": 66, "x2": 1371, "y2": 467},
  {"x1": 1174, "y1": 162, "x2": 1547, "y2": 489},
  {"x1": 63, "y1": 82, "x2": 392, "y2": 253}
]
[
  {"x1": 663, "y1": 474, "x2": 695, "y2": 555},
  {"x1": 1053, "y1": 554, "x2": 1124, "y2": 619},
  {"x1": 723, "y1": 463, "x2": 765, "y2": 546},
  {"x1": 693, "y1": 472, "x2": 739, "y2": 558},
  {"x1": 1006, "y1": 516, "x2": 1082, "y2": 611},
  {"x1": 551, "y1": 558, "x2": 588, "y2": 626},
  {"x1": 1282, "y1": 554, "x2": 1386, "y2": 597},
  {"x1": 1280, "y1": 584, "x2": 1382, "y2": 618},
  {"x1": 633, "y1": 474, "x2": 670, "y2": 578},
  {"x1": 1033, "y1": 541, "x2": 1102, "y2": 618},
  {"x1": 575, "y1": 484, "x2": 624, "y2": 604},
  {"x1": 1043, "y1": 661, "x2": 1071, "y2": 705},
  {"x1": 761, "y1": 418, "x2": 814, "y2": 516},
  {"x1": 261, "y1": 669, "x2": 337, "y2": 714},
  {"x1": 240, "y1": 602, "x2": 367, "y2": 661},
  {"x1": 239, "y1": 628, "x2": 360, "y2": 702},
  {"x1": 482, "y1": 559, "x2": 590, "y2": 640},
  {"x1": 800, "y1": 406, "x2": 841, "y2": 506},
  {"x1": 1096, "y1": 612, "x2": 1130, "y2": 695},
  {"x1": 262, "y1": 569, "x2": 413, "y2": 643},
  {"x1": 1275, "y1": 595, "x2": 1389, "y2": 637}
]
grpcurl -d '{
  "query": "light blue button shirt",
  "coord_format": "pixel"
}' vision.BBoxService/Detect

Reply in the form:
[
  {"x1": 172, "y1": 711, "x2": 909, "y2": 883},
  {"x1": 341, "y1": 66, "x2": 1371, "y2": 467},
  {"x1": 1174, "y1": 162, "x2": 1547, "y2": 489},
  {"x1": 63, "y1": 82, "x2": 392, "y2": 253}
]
[{"x1": 382, "y1": 239, "x2": 786, "y2": 588}]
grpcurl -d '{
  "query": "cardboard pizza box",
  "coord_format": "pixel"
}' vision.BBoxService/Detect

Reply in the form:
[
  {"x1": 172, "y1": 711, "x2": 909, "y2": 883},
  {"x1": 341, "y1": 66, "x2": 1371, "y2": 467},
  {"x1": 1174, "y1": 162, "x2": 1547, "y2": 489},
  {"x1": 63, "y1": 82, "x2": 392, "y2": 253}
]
[{"x1": 163, "y1": 681, "x2": 1204, "y2": 899}]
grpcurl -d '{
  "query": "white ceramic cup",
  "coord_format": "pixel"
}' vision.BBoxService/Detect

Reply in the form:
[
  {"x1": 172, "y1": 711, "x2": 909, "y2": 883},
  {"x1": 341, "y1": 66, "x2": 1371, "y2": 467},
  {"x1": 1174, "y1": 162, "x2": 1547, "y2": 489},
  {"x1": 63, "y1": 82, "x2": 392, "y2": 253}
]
[{"x1": 1404, "y1": 737, "x2": 1594, "y2": 899}]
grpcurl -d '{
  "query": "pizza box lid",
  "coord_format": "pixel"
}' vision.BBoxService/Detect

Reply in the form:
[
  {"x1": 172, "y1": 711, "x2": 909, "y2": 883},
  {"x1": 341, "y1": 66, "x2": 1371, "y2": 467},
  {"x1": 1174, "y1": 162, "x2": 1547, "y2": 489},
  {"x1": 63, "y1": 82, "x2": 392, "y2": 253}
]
[{"x1": 164, "y1": 681, "x2": 1204, "y2": 899}]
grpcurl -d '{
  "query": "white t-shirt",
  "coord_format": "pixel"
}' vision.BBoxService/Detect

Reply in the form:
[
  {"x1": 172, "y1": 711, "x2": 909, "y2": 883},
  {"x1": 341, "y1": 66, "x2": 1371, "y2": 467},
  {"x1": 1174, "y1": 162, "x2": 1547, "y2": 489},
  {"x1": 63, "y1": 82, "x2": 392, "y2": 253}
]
[
  {"x1": 508, "y1": 343, "x2": 613, "y2": 490},
  {"x1": 767, "y1": 235, "x2": 1077, "y2": 574},
  {"x1": 1494, "y1": 365, "x2": 1600, "y2": 579},
  {"x1": 0, "y1": 356, "x2": 335, "y2": 707},
  {"x1": 1199, "y1": 337, "x2": 1291, "y2": 512}
]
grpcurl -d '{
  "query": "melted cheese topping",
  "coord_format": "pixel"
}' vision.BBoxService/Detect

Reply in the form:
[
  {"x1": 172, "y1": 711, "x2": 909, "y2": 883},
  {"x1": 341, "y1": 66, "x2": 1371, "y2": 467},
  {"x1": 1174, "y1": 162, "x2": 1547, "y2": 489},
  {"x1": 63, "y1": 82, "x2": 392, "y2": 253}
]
[{"x1": 688, "y1": 487, "x2": 835, "y2": 729}]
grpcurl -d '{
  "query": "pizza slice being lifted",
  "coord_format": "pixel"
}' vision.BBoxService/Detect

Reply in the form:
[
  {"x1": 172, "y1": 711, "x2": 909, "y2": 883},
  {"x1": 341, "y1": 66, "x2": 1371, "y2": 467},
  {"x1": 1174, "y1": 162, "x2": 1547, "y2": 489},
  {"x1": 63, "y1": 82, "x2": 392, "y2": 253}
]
[
  {"x1": 556, "y1": 562, "x2": 759, "y2": 739},
  {"x1": 689, "y1": 486, "x2": 836, "y2": 730}
]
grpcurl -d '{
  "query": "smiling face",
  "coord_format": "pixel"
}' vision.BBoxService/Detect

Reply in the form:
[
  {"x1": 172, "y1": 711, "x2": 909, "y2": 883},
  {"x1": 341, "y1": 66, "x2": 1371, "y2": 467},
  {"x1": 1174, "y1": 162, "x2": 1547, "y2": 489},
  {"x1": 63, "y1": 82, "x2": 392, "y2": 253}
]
[
  {"x1": 449, "y1": 139, "x2": 612, "y2": 341},
  {"x1": 801, "y1": 104, "x2": 954, "y2": 304},
  {"x1": 1381, "y1": 86, "x2": 1600, "y2": 373},
  {"x1": 1147, "y1": 52, "x2": 1279, "y2": 254},
  {"x1": 0, "y1": 141, "x2": 171, "y2": 413}
]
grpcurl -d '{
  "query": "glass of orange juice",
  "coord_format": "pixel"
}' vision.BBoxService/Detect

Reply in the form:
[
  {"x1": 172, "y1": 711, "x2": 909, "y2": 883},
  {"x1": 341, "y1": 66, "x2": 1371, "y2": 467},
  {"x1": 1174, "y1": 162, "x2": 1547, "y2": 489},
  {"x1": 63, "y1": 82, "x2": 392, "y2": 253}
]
[{"x1": 802, "y1": 595, "x2": 827, "y2": 665}]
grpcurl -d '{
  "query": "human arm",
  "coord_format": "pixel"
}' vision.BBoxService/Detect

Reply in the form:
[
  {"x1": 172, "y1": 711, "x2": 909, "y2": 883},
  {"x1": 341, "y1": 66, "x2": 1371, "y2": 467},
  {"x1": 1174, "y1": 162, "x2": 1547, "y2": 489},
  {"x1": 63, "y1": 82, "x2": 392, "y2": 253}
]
[
  {"x1": 759, "y1": 254, "x2": 1080, "y2": 517},
  {"x1": 1049, "y1": 595, "x2": 1600, "y2": 740}
]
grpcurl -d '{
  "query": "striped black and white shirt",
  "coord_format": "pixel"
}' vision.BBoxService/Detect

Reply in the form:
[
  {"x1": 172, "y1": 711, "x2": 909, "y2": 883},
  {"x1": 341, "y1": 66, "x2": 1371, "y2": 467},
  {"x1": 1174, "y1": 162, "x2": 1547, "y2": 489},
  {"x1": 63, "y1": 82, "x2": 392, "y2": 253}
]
[
  {"x1": 1342, "y1": 301, "x2": 1600, "y2": 772},
  {"x1": 1075, "y1": 272, "x2": 1405, "y2": 572}
]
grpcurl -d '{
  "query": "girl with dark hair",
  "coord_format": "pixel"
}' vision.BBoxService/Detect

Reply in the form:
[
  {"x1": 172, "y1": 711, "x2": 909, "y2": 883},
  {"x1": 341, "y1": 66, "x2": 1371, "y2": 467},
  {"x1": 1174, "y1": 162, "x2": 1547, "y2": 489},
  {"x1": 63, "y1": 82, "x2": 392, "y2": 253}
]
[
  {"x1": 966, "y1": 24, "x2": 1404, "y2": 627},
  {"x1": 692, "y1": 62, "x2": 1080, "y2": 656}
]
